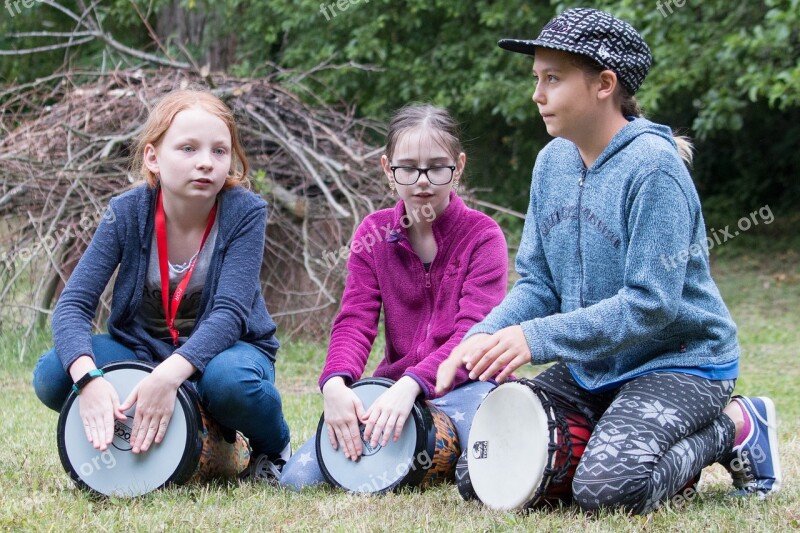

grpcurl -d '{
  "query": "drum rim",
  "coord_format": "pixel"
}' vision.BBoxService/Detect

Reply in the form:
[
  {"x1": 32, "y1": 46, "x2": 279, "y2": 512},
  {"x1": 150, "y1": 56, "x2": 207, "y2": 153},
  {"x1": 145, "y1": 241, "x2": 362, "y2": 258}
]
[
  {"x1": 56, "y1": 360, "x2": 203, "y2": 496},
  {"x1": 315, "y1": 377, "x2": 430, "y2": 493}
]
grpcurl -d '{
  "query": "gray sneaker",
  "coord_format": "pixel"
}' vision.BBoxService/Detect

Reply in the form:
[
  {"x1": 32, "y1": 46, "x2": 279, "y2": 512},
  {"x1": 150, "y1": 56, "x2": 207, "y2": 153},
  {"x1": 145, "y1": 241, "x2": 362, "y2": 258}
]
[{"x1": 240, "y1": 440, "x2": 292, "y2": 484}]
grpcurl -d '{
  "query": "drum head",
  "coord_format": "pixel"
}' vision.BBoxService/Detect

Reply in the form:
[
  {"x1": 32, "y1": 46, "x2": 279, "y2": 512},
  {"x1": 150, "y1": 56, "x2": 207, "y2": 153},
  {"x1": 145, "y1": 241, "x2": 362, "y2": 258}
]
[
  {"x1": 467, "y1": 382, "x2": 550, "y2": 510},
  {"x1": 57, "y1": 361, "x2": 201, "y2": 497},
  {"x1": 316, "y1": 378, "x2": 425, "y2": 493}
]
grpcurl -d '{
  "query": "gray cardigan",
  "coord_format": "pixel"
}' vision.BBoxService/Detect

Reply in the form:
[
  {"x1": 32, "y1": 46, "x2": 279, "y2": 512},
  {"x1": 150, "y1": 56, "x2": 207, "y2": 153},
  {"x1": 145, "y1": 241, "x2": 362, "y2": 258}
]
[
  {"x1": 466, "y1": 118, "x2": 740, "y2": 391},
  {"x1": 52, "y1": 184, "x2": 279, "y2": 373}
]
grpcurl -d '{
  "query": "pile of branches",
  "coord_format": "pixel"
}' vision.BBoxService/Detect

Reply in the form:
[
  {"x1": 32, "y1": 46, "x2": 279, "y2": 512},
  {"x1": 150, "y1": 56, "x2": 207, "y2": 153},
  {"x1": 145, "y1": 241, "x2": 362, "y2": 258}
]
[{"x1": 0, "y1": 68, "x2": 388, "y2": 341}]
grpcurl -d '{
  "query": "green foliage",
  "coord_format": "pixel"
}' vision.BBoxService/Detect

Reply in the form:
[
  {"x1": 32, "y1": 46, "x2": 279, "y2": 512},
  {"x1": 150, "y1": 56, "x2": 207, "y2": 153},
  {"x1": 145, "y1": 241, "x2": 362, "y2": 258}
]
[
  {"x1": 2, "y1": 0, "x2": 799, "y2": 216},
  {"x1": 0, "y1": 1, "x2": 150, "y2": 84}
]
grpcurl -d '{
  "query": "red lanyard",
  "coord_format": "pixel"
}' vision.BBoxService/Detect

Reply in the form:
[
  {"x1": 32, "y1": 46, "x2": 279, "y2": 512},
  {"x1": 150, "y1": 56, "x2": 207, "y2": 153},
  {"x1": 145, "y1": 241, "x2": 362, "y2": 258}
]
[{"x1": 155, "y1": 189, "x2": 218, "y2": 346}]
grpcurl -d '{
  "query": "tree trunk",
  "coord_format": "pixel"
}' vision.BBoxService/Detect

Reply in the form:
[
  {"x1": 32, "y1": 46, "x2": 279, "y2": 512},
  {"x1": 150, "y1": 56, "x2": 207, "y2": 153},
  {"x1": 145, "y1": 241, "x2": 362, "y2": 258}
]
[{"x1": 155, "y1": 1, "x2": 237, "y2": 71}]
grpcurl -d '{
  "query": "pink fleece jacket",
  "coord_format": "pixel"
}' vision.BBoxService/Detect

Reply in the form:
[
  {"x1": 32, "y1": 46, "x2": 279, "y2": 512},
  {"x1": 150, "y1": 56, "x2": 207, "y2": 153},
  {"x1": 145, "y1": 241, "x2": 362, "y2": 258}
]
[{"x1": 319, "y1": 192, "x2": 508, "y2": 398}]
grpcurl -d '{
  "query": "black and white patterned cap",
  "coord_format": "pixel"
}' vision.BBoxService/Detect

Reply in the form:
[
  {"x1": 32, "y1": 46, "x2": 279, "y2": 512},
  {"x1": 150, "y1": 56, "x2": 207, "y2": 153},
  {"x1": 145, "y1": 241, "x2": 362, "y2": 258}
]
[{"x1": 498, "y1": 8, "x2": 652, "y2": 94}]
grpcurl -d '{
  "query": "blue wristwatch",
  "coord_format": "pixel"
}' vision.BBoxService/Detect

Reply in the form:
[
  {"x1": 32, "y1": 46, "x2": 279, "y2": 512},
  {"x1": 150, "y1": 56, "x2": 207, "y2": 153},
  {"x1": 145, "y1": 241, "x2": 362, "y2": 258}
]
[{"x1": 72, "y1": 368, "x2": 105, "y2": 394}]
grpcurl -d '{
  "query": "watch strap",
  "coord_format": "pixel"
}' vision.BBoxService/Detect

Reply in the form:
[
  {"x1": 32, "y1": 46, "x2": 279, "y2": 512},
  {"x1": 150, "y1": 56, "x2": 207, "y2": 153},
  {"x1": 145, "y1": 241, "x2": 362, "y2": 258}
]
[{"x1": 72, "y1": 368, "x2": 105, "y2": 395}]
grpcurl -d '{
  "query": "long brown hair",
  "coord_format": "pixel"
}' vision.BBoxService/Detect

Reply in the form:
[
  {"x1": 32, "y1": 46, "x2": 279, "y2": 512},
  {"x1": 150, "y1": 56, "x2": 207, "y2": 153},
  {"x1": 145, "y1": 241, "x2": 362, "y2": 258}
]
[
  {"x1": 570, "y1": 54, "x2": 694, "y2": 167},
  {"x1": 131, "y1": 88, "x2": 250, "y2": 189}
]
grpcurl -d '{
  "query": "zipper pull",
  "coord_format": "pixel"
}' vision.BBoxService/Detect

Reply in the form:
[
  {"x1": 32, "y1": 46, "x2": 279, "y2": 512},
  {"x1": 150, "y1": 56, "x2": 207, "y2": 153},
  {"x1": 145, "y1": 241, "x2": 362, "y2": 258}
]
[
  {"x1": 579, "y1": 170, "x2": 586, "y2": 187},
  {"x1": 425, "y1": 271, "x2": 431, "y2": 288}
]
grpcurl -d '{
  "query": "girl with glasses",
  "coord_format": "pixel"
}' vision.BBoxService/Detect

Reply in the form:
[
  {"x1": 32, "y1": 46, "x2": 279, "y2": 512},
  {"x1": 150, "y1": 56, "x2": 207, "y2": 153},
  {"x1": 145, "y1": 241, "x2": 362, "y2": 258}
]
[{"x1": 280, "y1": 104, "x2": 508, "y2": 489}]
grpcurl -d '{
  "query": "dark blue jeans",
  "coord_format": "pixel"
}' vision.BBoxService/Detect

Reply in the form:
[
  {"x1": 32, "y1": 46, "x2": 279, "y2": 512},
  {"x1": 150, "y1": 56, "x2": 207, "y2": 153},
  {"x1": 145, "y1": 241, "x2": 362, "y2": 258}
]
[{"x1": 33, "y1": 334, "x2": 290, "y2": 455}]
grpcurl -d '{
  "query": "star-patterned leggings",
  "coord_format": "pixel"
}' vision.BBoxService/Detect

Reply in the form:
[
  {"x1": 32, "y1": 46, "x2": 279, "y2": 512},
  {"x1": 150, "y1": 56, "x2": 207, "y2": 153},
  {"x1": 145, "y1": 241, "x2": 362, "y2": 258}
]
[
  {"x1": 532, "y1": 363, "x2": 736, "y2": 514},
  {"x1": 279, "y1": 380, "x2": 496, "y2": 490}
]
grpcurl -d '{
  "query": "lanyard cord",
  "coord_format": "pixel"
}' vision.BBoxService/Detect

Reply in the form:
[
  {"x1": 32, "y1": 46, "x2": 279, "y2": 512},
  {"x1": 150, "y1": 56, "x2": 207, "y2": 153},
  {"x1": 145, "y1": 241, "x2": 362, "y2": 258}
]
[{"x1": 154, "y1": 189, "x2": 217, "y2": 346}]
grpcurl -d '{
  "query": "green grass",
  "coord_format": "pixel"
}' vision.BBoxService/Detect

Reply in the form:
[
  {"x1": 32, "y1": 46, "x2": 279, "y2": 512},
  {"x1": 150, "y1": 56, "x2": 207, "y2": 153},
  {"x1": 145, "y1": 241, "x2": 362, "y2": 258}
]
[{"x1": 1, "y1": 234, "x2": 798, "y2": 531}]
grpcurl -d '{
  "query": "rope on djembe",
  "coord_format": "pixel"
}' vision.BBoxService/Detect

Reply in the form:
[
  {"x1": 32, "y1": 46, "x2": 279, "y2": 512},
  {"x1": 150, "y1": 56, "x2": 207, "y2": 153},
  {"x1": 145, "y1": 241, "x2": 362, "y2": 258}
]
[{"x1": 514, "y1": 378, "x2": 591, "y2": 502}]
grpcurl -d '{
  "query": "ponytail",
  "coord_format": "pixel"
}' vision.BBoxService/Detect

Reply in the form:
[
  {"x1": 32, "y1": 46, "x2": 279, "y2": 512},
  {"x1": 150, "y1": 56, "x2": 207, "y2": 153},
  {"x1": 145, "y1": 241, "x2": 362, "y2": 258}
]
[
  {"x1": 672, "y1": 135, "x2": 695, "y2": 168},
  {"x1": 619, "y1": 90, "x2": 693, "y2": 166},
  {"x1": 620, "y1": 91, "x2": 642, "y2": 118}
]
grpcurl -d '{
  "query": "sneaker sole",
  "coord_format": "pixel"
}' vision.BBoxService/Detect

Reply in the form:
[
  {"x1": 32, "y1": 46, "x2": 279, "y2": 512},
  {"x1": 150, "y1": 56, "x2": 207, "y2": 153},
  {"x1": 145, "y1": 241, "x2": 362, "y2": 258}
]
[{"x1": 755, "y1": 397, "x2": 783, "y2": 493}]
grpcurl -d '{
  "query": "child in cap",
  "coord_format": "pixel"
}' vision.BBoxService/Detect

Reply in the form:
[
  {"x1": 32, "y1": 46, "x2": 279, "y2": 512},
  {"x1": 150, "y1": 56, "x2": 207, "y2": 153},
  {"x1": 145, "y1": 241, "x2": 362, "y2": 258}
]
[{"x1": 438, "y1": 8, "x2": 781, "y2": 514}]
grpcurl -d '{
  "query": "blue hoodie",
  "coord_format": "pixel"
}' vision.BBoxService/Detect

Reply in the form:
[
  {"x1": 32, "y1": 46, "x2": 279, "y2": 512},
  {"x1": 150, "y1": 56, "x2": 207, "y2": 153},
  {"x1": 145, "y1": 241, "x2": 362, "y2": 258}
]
[
  {"x1": 52, "y1": 184, "x2": 279, "y2": 374},
  {"x1": 467, "y1": 118, "x2": 739, "y2": 391}
]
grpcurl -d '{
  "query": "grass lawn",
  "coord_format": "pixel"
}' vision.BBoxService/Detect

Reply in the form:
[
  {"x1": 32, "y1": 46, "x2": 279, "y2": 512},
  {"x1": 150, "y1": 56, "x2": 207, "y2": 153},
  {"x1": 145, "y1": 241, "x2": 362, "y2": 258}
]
[{"x1": 1, "y1": 231, "x2": 798, "y2": 531}]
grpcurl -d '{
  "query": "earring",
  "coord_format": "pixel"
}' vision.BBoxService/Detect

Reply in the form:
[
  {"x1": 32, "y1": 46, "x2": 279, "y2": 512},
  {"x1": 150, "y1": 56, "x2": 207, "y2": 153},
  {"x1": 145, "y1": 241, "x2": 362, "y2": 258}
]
[
  {"x1": 453, "y1": 178, "x2": 460, "y2": 191},
  {"x1": 388, "y1": 181, "x2": 396, "y2": 195}
]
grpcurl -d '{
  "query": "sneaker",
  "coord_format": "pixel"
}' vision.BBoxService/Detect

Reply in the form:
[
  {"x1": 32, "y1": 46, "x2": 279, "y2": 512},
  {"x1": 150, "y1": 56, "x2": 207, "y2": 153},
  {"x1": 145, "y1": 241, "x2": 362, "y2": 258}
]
[
  {"x1": 240, "y1": 440, "x2": 292, "y2": 484},
  {"x1": 724, "y1": 396, "x2": 782, "y2": 497}
]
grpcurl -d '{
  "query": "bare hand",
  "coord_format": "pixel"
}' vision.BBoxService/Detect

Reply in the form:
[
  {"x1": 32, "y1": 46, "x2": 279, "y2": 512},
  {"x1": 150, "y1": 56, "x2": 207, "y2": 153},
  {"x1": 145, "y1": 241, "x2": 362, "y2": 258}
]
[
  {"x1": 435, "y1": 334, "x2": 492, "y2": 395},
  {"x1": 322, "y1": 377, "x2": 367, "y2": 461},
  {"x1": 77, "y1": 378, "x2": 127, "y2": 451},
  {"x1": 362, "y1": 377, "x2": 420, "y2": 448},
  {"x1": 119, "y1": 373, "x2": 178, "y2": 454},
  {"x1": 465, "y1": 325, "x2": 531, "y2": 383},
  {"x1": 119, "y1": 355, "x2": 194, "y2": 454}
]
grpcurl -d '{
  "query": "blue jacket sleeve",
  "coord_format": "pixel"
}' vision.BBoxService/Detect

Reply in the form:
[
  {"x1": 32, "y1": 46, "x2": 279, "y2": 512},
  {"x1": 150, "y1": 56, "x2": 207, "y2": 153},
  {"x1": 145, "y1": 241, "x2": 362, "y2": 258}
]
[
  {"x1": 523, "y1": 172, "x2": 694, "y2": 364},
  {"x1": 52, "y1": 202, "x2": 123, "y2": 371}
]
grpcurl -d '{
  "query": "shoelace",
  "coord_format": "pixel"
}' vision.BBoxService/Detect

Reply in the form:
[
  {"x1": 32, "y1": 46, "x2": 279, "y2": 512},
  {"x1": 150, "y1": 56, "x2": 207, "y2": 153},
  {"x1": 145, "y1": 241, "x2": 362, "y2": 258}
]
[
  {"x1": 253, "y1": 455, "x2": 284, "y2": 480},
  {"x1": 730, "y1": 448, "x2": 754, "y2": 486}
]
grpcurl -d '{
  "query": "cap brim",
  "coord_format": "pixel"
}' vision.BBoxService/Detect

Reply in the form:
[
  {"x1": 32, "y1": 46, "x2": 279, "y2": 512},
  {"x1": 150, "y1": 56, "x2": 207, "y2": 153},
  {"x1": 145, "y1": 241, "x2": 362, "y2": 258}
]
[
  {"x1": 497, "y1": 38, "x2": 584, "y2": 58},
  {"x1": 497, "y1": 38, "x2": 538, "y2": 55}
]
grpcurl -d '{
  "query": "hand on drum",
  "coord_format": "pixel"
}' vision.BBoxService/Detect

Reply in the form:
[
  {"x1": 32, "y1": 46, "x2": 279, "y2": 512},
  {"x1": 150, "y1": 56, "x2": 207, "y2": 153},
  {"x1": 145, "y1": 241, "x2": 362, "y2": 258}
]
[
  {"x1": 77, "y1": 378, "x2": 127, "y2": 451},
  {"x1": 323, "y1": 377, "x2": 367, "y2": 460},
  {"x1": 362, "y1": 377, "x2": 421, "y2": 449},
  {"x1": 119, "y1": 354, "x2": 194, "y2": 454},
  {"x1": 436, "y1": 328, "x2": 531, "y2": 394}
]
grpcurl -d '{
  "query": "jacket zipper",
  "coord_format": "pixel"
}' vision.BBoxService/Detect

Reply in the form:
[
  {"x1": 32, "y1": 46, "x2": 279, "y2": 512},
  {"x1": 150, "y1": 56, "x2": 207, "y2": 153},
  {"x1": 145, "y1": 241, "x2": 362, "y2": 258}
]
[
  {"x1": 577, "y1": 169, "x2": 586, "y2": 308},
  {"x1": 396, "y1": 232, "x2": 434, "y2": 356}
]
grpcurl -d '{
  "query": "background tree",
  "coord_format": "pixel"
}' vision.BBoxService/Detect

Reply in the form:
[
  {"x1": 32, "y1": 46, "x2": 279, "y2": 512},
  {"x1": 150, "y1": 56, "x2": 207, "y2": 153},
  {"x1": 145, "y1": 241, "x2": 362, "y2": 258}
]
[{"x1": 3, "y1": 0, "x2": 798, "y2": 222}]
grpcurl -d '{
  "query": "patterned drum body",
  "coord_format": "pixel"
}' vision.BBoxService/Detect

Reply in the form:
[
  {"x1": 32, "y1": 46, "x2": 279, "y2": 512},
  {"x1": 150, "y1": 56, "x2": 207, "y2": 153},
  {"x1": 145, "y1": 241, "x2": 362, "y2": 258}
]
[
  {"x1": 316, "y1": 377, "x2": 460, "y2": 493},
  {"x1": 57, "y1": 361, "x2": 250, "y2": 497},
  {"x1": 192, "y1": 403, "x2": 250, "y2": 482},
  {"x1": 418, "y1": 402, "x2": 460, "y2": 487}
]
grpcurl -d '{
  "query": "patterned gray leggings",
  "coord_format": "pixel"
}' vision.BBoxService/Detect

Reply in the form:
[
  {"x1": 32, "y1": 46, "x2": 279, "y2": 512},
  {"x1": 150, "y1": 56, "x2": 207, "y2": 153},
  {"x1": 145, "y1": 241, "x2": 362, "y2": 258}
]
[{"x1": 532, "y1": 363, "x2": 736, "y2": 514}]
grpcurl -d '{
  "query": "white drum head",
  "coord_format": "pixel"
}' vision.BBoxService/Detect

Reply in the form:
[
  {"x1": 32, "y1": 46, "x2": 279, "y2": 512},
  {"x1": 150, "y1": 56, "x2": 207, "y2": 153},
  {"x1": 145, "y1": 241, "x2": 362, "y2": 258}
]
[
  {"x1": 467, "y1": 382, "x2": 550, "y2": 510},
  {"x1": 59, "y1": 365, "x2": 193, "y2": 497},
  {"x1": 317, "y1": 379, "x2": 421, "y2": 493}
]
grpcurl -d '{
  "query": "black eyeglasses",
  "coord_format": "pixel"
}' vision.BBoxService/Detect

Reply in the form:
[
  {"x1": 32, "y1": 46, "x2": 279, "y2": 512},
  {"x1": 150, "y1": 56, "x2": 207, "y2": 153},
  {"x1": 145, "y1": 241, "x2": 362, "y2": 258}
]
[{"x1": 389, "y1": 165, "x2": 456, "y2": 186}]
